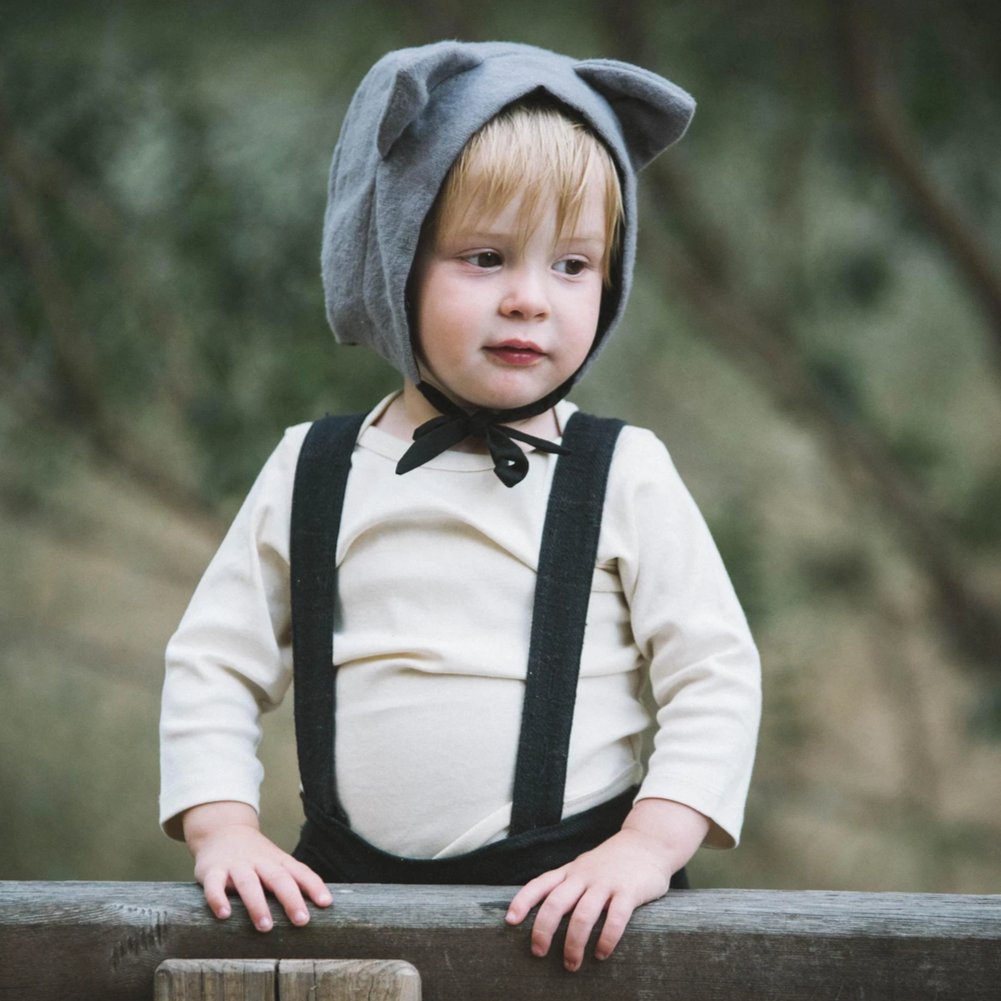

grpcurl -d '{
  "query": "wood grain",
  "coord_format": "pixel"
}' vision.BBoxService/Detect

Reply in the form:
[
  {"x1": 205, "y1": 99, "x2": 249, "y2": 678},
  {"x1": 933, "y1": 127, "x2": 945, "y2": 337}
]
[
  {"x1": 151, "y1": 959, "x2": 419, "y2": 1001},
  {"x1": 2, "y1": 882, "x2": 999, "y2": 1001},
  {"x1": 154, "y1": 960, "x2": 276, "y2": 1001},
  {"x1": 279, "y1": 960, "x2": 420, "y2": 1001}
]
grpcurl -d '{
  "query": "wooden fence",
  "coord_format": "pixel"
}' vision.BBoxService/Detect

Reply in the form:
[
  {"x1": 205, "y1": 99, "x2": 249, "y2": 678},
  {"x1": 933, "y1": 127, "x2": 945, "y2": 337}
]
[{"x1": 1, "y1": 881, "x2": 998, "y2": 1000}]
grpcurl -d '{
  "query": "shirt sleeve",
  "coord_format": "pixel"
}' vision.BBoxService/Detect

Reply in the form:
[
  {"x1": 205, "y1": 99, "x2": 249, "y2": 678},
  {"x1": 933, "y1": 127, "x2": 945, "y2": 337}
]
[
  {"x1": 606, "y1": 426, "x2": 762, "y2": 849},
  {"x1": 158, "y1": 423, "x2": 311, "y2": 840}
]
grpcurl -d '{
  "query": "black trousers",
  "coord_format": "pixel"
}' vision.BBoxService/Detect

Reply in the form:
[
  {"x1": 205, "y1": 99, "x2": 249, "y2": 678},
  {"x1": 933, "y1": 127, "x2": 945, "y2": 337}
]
[{"x1": 294, "y1": 786, "x2": 689, "y2": 889}]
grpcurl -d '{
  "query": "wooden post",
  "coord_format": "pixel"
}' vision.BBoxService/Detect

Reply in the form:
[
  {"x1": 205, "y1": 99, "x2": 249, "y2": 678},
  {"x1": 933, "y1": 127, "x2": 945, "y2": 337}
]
[
  {"x1": 280, "y1": 960, "x2": 421, "y2": 1001},
  {"x1": 153, "y1": 959, "x2": 421, "y2": 1001},
  {"x1": 154, "y1": 960, "x2": 276, "y2": 1000}
]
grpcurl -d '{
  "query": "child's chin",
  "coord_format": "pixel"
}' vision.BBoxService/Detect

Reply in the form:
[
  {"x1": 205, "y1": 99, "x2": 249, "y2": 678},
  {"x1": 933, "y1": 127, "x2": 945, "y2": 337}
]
[
  {"x1": 472, "y1": 376, "x2": 561, "y2": 412},
  {"x1": 479, "y1": 392, "x2": 548, "y2": 413}
]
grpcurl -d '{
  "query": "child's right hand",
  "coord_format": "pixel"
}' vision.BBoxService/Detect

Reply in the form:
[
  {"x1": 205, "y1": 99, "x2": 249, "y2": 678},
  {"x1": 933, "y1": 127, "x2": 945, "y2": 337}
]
[{"x1": 182, "y1": 801, "x2": 333, "y2": 931}]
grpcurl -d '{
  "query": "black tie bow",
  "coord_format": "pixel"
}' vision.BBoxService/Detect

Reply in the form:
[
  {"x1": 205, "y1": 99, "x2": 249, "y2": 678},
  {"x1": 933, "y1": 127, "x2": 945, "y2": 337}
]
[{"x1": 396, "y1": 380, "x2": 573, "y2": 487}]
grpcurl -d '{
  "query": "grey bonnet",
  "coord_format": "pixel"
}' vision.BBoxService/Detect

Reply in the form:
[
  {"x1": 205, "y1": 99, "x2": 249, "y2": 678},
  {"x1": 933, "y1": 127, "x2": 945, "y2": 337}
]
[{"x1": 321, "y1": 41, "x2": 695, "y2": 385}]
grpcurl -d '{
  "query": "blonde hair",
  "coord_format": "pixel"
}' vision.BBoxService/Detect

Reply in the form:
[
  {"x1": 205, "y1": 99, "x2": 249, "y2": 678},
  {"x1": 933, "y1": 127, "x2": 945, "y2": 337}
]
[{"x1": 423, "y1": 102, "x2": 624, "y2": 285}]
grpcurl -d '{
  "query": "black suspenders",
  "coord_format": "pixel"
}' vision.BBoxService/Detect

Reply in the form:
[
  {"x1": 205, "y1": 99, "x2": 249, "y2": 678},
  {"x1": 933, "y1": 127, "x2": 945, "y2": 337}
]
[
  {"x1": 290, "y1": 411, "x2": 624, "y2": 839},
  {"x1": 290, "y1": 413, "x2": 365, "y2": 825},
  {"x1": 509, "y1": 413, "x2": 623, "y2": 834}
]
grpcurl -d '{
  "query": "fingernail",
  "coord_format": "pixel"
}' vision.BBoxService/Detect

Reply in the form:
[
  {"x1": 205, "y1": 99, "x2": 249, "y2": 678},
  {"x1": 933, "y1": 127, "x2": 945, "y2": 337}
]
[
  {"x1": 294, "y1": 909, "x2": 308, "y2": 924},
  {"x1": 532, "y1": 945, "x2": 545, "y2": 958},
  {"x1": 218, "y1": 907, "x2": 231, "y2": 919},
  {"x1": 257, "y1": 917, "x2": 272, "y2": 931},
  {"x1": 596, "y1": 950, "x2": 608, "y2": 961},
  {"x1": 565, "y1": 960, "x2": 578, "y2": 972},
  {"x1": 505, "y1": 910, "x2": 516, "y2": 922},
  {"x1": 319, "y1": 893, "x2": 332, "y2": 905}
]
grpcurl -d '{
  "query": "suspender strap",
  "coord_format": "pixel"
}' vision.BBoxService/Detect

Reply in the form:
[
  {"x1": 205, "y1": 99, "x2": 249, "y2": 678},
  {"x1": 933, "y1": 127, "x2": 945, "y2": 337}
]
[
  {"x1": 290, "y1": 413, "x2": 365, "y2": 823},
  {"x1": 291, "y1": 409, "x2": 624, "y2": 835},
  {"x1": 509, "y1": 412, "x2": 625, "y2": 834}
]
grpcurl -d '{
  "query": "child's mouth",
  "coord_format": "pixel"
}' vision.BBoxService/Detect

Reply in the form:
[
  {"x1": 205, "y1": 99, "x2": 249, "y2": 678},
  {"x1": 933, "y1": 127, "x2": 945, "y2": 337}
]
[{"x1": 486, "y1": 341, "x2": 544, "y2": 365}]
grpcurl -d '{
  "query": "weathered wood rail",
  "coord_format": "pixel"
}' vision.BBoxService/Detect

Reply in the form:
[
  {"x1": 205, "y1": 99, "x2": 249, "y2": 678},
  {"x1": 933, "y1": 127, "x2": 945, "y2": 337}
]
[{"x1": 1, "y1": 881, "x2": 998, "y2": 1000}]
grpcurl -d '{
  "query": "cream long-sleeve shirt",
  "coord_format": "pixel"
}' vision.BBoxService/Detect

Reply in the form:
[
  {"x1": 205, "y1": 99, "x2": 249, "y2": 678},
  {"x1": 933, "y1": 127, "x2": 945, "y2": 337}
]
[{"x1": 159, "y1": 394, "x2": 761, "y2": 856}]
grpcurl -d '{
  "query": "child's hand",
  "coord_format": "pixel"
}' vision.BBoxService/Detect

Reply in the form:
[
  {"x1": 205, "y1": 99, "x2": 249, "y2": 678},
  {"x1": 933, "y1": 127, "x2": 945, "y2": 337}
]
[
  {"x1": 505, "y1": 798, "x2": 709, "y2": 972},
  {"x1": 182, "y1": 801, "x2": 332, "y2": 932}
]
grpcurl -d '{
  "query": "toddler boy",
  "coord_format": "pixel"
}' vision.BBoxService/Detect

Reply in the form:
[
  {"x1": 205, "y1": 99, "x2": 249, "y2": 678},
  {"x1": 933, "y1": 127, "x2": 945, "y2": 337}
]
[{"x1": 160, "y1": 41, "x2": 761, "y2": 972}]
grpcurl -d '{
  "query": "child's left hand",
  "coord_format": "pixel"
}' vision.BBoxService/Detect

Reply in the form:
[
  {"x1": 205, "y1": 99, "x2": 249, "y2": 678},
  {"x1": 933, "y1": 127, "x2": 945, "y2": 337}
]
[{"x1": 504, "y1": 797, "x2": 709, "y2": 972}]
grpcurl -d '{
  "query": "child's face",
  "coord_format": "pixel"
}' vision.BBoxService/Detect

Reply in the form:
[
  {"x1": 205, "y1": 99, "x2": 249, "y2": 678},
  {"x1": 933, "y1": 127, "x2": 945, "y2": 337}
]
[{"x1": 410, "y1": 171, "x2": 607, "y2": 412}]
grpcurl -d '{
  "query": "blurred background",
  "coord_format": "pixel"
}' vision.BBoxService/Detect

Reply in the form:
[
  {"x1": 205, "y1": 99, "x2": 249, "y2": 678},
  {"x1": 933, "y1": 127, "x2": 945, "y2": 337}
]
[{"x1": 1, "y1": 0, "x2": 1000, "y2": 892}]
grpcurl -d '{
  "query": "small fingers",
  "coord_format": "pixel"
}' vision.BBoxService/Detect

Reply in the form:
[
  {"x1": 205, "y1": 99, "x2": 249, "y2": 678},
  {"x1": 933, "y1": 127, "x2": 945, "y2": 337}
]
[
  {"x1": 258, "y1": 863, "x2": 310, "y2": 926},
  {"x1": 287, "y1": 858, "x2": 333, "y2": 908},
  {"x1": 563, "y1": 889, "x2": 608, "y2": 971},
  {"x1": 230, "y1": 866, "x2": 274, "y2": 932},
  {"x1": 201, "y1": 868, "x2": 233, "y2": 920},
  {"x1": 594, "y1": 895, "x2": 637, "y2": 961},
  {"x1": 531, "y1": 877, "x2": 586, "y2": 958},
  {"x1": 506, "y1": 868, "x2": 567, "y2": 925}
]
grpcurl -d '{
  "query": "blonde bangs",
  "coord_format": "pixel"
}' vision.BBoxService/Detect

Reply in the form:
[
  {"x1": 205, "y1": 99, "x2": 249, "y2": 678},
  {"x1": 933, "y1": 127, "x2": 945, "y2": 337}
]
[{"x1": 428, "y1": 104, "x2": 624, "y2": 284}]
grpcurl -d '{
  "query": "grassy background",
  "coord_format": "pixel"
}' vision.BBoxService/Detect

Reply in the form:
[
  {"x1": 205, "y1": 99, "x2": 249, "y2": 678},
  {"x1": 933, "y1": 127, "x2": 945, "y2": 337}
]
[{"x1": 1, "y1": 0, "x2": 1000, "y2": 891}]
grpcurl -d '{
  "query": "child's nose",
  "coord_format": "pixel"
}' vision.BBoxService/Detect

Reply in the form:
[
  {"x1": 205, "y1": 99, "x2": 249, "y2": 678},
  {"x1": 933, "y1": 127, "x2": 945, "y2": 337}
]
[{"x1": 499, "y1": 268, "x2": 550, "y2": 321}]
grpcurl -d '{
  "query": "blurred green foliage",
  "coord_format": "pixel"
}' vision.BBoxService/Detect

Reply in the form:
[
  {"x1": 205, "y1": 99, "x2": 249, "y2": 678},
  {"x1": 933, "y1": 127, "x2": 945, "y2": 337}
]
[{"x1": 2, "y1": 0, "x2": 1001, "y2": 887}]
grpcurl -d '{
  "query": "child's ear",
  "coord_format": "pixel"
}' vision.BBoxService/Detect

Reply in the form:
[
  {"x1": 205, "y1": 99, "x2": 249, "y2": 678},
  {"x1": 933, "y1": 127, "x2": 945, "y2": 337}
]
[
  {"x1": 377, "y1": 44, "x2": 484, "y2": 159},
  {"x1": 574, "y1": 59, "x2": 696, "y2": 171}
]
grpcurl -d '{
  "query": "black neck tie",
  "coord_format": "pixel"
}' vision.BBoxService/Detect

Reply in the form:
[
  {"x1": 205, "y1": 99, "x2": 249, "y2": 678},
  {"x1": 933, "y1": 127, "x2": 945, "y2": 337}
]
[{"x1": 395, "y1": 379, "x2": 573, "y2": 487}]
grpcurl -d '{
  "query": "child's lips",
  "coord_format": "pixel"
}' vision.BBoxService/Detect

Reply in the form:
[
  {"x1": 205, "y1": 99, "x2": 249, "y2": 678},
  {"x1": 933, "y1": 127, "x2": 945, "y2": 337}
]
[{"x1": 485, "y1": 341, "x2": 545, "y2": 365}]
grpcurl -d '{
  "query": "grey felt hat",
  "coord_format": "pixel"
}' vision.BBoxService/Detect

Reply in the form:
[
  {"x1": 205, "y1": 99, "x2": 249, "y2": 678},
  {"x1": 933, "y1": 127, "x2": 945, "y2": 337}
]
[{"x1": 321, "y1": 41, "x2": 695, "y2": 384}]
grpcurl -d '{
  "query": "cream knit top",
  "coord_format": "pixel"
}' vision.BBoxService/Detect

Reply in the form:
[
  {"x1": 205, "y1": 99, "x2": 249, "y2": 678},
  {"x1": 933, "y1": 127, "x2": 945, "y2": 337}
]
[{"x1": 159, "y1": 395, "x2": 761, "y2": 857}]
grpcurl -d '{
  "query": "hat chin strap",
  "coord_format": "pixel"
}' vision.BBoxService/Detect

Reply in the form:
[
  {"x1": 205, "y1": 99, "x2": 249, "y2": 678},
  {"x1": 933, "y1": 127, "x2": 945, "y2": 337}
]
[{"x1": 395, "y1": 376, "x2": 576, "y2": 487}]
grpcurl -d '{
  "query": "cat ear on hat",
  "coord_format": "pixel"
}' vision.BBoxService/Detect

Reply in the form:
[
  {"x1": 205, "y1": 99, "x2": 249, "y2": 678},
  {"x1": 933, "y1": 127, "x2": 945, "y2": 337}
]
[
  {"x1": 377, "y1": 43, "x2": 484, "y2": 158},
  {"x1": 574, "y1": 58, "x2": 695, "y2": 171}
]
